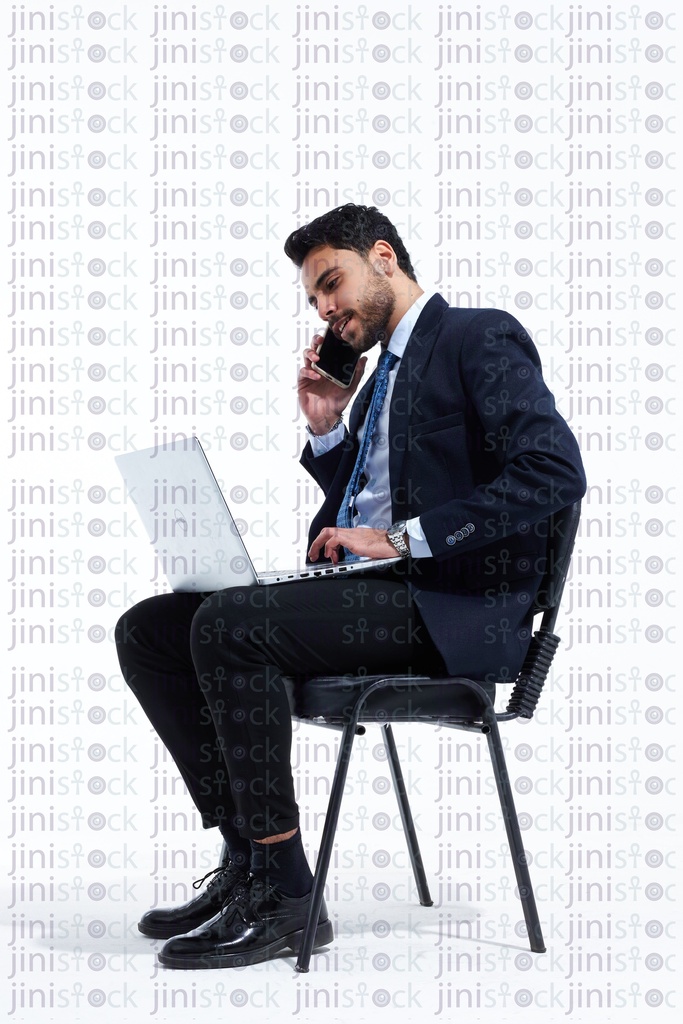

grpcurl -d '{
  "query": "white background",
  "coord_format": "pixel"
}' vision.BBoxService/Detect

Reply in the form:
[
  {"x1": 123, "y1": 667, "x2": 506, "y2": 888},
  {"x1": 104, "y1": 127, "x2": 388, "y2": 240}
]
[{"x1": 2, "y1": 2, "x2": 681, "y2": 1020}]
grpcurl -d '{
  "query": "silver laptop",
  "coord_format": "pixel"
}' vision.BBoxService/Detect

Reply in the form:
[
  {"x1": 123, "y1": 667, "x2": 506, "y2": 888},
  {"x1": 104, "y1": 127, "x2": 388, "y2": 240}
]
[{"x1": 114, "y1": 437, "x2": 400, "y2": 591}]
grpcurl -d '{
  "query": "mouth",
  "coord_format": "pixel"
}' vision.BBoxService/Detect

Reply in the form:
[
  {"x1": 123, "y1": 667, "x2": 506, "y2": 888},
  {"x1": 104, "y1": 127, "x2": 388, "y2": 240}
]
[{"x1": 333, "y1": 315, "x2": 352, "y2": 340}]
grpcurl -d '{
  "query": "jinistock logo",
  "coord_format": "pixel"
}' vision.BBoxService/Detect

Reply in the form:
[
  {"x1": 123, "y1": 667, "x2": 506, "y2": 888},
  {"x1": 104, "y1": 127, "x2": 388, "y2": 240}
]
[{"x1": 5, "y1": 2, "x2": 678, "y2": 1018}]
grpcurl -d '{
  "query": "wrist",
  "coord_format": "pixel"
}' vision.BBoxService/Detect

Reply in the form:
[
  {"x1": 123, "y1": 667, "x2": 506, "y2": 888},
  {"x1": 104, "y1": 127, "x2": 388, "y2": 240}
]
[
  {"x1": 386, "y1": 520, "x2": 410, "y2": 558},
  {"x1": 306, "y1": 415, "x2": 343, "y2": 437}
]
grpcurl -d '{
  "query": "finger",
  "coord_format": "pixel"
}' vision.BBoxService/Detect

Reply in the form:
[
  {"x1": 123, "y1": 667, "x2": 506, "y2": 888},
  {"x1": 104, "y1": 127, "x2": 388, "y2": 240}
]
[
  {"x1": 308, "y1": 529, "x2": 328, "y2": 562},
  {"x1": 325, "y1": 541, "x2": 340, "y2": 565},
  {"x1": 298, "y1": 367, "x2": 321, "y2": 382},
  {"x1": 324, "y1": 531, "x2": 346, "y2": 559}
]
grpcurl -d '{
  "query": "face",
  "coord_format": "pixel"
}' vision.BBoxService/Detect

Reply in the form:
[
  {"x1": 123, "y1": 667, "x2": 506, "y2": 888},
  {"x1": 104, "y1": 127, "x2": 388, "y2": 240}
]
[{"x1": 301, "y1": 245, "x2": 397, "y2": 354}]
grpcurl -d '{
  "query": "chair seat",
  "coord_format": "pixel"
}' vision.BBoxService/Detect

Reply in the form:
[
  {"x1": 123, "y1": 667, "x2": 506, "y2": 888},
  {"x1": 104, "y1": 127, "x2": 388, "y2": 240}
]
[{"x1": 293, "y1": 673, "x2": 496, "y2": 723}]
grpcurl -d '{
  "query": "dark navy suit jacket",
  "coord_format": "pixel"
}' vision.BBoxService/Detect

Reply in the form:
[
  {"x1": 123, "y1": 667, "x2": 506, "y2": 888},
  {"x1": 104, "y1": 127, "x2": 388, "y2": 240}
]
[{"x1": 301, "y1": 295, "x2": 586, "y2": 679}]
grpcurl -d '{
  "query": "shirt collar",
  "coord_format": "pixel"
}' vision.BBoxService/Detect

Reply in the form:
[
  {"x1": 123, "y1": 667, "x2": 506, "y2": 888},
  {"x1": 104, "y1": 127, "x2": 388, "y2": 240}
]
[{"x1": 386, "y1": 291, "x2": 433, "y2": 360}]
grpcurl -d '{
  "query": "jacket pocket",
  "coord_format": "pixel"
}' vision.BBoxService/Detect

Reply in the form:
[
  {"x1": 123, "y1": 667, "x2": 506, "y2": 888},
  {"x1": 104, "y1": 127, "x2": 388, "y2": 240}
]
[{"x1": 410, "y1": 411, "x2": 464, "y2": 437}]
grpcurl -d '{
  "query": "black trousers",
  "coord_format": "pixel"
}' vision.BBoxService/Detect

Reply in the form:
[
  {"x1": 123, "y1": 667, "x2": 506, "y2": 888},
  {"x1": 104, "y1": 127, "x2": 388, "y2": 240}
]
[{"x1": 115, "y1": 573, "x2": 446, "y2": 840}]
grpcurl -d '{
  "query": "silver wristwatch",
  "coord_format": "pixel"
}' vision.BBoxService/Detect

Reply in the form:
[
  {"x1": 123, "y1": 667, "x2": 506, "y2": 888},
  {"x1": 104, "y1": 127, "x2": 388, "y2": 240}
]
[{"x1": 387, "y1": 520, "x2": 410, "y2": 558}]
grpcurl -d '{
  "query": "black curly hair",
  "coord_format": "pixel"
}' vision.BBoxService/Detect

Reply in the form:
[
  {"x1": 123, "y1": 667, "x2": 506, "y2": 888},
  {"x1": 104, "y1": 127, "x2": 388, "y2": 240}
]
[{"x1": 284, "y1": 204, "x2": 417, "y2": 282}]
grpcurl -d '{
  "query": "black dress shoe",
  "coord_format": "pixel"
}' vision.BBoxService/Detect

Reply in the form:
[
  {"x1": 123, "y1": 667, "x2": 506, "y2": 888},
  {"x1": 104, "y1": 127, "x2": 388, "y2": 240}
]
[
  {"x1": 138, "y1": 863, "x2": 248, "y2": 939},
  {"x1": 157, "y1": 876, "x2": 334, "y2": 969}
]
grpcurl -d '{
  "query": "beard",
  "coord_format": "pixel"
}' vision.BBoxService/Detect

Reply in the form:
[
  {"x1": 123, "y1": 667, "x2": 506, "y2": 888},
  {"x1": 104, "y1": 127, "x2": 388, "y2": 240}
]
[{"x1": 343, "y1": 271, "x2": 396, "y2": 354}]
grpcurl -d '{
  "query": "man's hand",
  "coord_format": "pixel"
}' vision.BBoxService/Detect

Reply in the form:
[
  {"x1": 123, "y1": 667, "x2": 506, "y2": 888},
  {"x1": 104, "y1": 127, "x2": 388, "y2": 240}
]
[
  {"x1": 298, "y1": 334, "x2": 367, "y2": 436},
  {"x1": 308, "y1": 526, "x2": 398, "y2": 565}
]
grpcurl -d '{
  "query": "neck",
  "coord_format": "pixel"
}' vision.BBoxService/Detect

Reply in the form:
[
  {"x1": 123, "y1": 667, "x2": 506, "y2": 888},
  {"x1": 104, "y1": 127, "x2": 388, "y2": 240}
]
[{"x1": 386, "y1": 280, "x2": 424, "y2": 337}]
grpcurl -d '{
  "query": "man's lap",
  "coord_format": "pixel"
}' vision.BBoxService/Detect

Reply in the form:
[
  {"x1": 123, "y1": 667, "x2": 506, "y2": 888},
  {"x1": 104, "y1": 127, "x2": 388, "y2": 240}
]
[{"x1": 121, "y1": 576, "x2": 446, "y2": 680}]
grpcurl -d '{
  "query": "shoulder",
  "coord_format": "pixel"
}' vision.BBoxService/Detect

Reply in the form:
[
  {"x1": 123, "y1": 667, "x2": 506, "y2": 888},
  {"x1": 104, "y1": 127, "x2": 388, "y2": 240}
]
[
  {"x1": 441, "y1": 305, "x2": 537, "y2": 353},
  {"x1": 440, "y1": 304, "x2": 531, "y2": 337}
]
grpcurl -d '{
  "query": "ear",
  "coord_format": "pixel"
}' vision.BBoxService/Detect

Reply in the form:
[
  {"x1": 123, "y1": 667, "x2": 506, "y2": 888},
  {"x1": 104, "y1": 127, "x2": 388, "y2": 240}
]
[{"x1": 371, "y1": 239, "x2": 396, "y2": 274}]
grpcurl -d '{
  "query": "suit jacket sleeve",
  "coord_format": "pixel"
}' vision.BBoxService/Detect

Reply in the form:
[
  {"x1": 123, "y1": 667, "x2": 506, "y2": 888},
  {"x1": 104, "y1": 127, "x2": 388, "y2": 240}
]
[{"x1": 300, "y1": 432, "x2": 348, "y2": 493}]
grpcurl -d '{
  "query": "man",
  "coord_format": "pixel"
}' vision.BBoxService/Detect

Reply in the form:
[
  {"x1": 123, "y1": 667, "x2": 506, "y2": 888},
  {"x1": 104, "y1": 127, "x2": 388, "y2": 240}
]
[{"x1": 115, "y1": 204, "x2": 586, "y2": 970}]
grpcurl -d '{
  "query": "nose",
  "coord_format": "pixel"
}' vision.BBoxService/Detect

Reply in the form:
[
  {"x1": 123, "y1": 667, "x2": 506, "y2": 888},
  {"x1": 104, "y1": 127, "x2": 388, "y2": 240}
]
[{"x1": 320, "y1": 299, "x2": 336, "y2": 323}]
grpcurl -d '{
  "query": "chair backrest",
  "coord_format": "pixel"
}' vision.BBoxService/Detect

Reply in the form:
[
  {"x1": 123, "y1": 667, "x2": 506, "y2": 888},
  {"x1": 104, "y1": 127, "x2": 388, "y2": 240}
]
[
  {"x1": 530, "y1": 500, "x2": 581, "y2": 625},
  {"x1": 504, "y1": 501, "x2": 580, "y2": 719}
]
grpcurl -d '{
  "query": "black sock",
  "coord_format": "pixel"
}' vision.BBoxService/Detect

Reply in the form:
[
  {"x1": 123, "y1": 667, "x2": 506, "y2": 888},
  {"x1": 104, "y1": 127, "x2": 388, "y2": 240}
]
[
  {"x1": 218, "y1": 823, "x2": 251, "y2": 872},
  {"x1": 249, "y1": 829, "x2": 314, "y2": 897}
]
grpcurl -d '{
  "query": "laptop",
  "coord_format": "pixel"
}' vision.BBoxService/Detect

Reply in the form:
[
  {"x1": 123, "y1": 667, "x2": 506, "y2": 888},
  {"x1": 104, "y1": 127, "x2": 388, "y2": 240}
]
[{"x1": 114, "y1": 437, "x2": 400, "y2": 591}]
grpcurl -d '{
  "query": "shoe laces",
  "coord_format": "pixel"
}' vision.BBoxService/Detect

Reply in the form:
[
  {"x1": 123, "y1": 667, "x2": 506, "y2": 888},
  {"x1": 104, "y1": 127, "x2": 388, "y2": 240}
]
[
  {"x1": 221, "y1": 875, "x2": 280, "y2": 920},
  {"x1": 192, "y1": 863, "x2": 243, "y2": 892}
]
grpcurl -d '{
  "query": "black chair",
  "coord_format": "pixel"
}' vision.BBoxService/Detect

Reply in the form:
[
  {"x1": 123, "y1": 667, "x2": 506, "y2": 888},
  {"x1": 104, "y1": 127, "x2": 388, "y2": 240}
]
[{"x1": 291, "y1": 500, "x2": 581, "y2": 972}]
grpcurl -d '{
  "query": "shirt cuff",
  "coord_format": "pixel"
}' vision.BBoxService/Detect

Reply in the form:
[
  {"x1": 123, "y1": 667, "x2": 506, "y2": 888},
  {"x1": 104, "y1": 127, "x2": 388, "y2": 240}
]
[
  {"x1": 307, "y1": 421, "x2": 346, "y2": 456},
  {"x1": 405, "y1": 517, "x2": 433, "y2": 558}
]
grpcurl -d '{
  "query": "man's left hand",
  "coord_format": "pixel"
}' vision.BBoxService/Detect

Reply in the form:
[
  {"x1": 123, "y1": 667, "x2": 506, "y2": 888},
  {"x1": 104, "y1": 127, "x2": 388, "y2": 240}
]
[{"x1": 308, "y1": 527, "x2": 398, "y2": 565}]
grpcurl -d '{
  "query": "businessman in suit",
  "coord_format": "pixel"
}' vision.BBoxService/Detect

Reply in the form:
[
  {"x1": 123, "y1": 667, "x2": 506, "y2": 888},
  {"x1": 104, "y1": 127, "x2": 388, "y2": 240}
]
[{"x1": 115, "y1": 204, "x2": 586, "y2": 969}]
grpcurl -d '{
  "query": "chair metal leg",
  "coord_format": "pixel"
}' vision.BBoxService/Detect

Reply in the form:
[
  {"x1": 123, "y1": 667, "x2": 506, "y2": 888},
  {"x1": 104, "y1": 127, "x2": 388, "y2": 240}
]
[
  {"x1": 483, "y1": 707, "x2": 546, "y2": 953},
  {"x1": 382, "y1": 723, "x2": 433, "y2": 907},
  {"x1": 295, "y1": 718, "x2": 359, "y2": 973}
]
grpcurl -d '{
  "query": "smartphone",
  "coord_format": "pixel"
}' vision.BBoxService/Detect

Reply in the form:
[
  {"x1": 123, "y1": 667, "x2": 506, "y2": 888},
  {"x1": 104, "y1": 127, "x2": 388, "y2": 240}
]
[{"x1": 314, "y1": 327, "x2": 361, "y2": 389}]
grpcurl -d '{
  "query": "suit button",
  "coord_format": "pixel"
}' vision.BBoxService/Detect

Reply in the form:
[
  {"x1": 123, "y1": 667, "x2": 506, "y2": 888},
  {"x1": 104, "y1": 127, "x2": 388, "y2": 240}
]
[
  {"x1": 446, "y1": 534, "x2": 456, "y2": 546},
  {"x1": 454, "y1": 530, "x2": 464, "y2": 542},
  {"x1": 465, "y1": 522, "x2": 475, "y2": 533}
]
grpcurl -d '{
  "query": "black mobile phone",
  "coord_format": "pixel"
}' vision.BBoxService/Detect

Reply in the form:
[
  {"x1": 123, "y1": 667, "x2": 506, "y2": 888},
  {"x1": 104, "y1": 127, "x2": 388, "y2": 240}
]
[{"x1": 314, "y1": 327, "x2": 361, "y2": 389}]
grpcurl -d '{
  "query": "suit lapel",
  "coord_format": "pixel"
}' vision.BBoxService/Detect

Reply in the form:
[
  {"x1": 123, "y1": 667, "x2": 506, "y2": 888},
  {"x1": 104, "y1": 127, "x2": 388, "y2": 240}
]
[
  {"x1": 349, "y1": 368, "x2": 377, "y2": 436},
  {"x1": 346, "y1": 294, "x2": 449, "y2": 515},
  {"x1": 388, "y1": 294, "x2": 448, "y2": 513}
]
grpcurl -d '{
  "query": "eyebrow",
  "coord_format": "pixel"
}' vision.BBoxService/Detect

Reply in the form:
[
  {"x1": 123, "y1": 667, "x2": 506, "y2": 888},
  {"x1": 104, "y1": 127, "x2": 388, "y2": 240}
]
[{"x1": 307, "y1": 267, "x2": 338, "y2": 307}]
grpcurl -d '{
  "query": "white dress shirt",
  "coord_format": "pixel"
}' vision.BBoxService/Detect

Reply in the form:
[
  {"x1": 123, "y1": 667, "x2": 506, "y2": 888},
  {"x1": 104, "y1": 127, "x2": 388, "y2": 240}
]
[{"x1": 308, "y1": 292, "x2": 434, "y2": 558}]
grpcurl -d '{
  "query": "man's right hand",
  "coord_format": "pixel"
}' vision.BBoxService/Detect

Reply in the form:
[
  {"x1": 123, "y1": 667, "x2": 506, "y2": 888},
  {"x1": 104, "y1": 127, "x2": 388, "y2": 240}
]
[{"x1": 297, "y1": 334, "x2": 367, "y2": 436}]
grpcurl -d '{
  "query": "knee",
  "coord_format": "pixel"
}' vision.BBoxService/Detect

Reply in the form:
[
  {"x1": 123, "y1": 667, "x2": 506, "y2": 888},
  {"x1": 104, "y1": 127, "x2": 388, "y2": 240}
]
[
  {"x1": 189, "y1": 588, "x2": 267, "y2": 660},
  {"x1": 114, "y1": 603, "x2": 143, "y2": 652},
  {"x1": 114, "y1": 595, "x2": 173, "y2": 652},
  {"x1": 190, "y1": 589, "x2": 244, "y2": 654},
  {"x1": 114, "y1": 601, "x2": 149, "y2": 688}
]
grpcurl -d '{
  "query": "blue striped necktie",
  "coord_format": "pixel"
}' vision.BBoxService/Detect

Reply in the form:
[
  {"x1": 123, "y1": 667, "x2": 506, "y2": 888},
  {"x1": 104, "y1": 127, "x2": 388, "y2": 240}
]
[{"x1": 335, "y1": 348, "x2": 398, "y2": 555}]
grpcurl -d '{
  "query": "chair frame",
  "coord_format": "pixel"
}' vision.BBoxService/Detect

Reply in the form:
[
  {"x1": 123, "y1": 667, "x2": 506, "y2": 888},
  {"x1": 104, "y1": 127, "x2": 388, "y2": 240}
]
[{"x1": 293, "y1": 501, "x2": 581, "y2": 972}]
